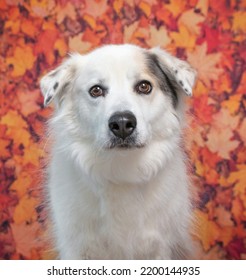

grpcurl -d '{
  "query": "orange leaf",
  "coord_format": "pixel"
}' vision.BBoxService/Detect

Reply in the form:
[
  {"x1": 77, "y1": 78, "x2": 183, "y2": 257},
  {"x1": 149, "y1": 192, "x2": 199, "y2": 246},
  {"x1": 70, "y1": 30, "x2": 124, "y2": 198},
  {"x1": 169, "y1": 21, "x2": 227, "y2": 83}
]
[
  {"x1": 11, "y1": 222, "x2": 42, "y2": 259},
  {"x1": 34, "y1": 28, "x2": 59, "y2": 65},
  {"x1": 4, "y1": 7, "x2": 20, "y2": 34},
  {"x1": 238, "y1": 118, "x2": 246, "y2": 145},
  {"x1": 83, "y1": 0, "x2": 108, "y2": 17},
  {"x1": 200, "y1": 147, "x2": 220, "y2": 169},
  {"x1": 20, "y1": 19, "x2": 39, "y2": 37},
  {"x1": 218, "y1": 226, "x2": 234, "y2": 246},
  {"x1": 206, "y1": 127, "x2": 239, "y2": 159},
  {"x1": 215, "y1": 188, "x2": 233, "y2": 209},
  {"x1": 212, "y1": 108, "x2": 239, "y2": 131},
  {"x1": 196, "y1": 244, "x2": 226, "y2": 260},
  {"x1": 232, "y1": 197, "x2": 245, "y2": 225},
  {"x1": 18, "y1": 89, "x2": 40, "y2": 117},
  {"x1": 194, "y1": 210, "x2": 221, "y2": 251},
  {"x1": 0, "y1": 138, "x2": 11, "y2": 159},
  {"x1": 193, "y1": 95, "x2": 214, "y2": 124},
  {"x1": 82, "y1": 28, "x2": 102, "y2": 47},
  {"x1": 215, "y1": 206, "x2": 234, "y2": 227},
  {"x1": 10, "y1": 171, "x2": 32, "y2": 198}
]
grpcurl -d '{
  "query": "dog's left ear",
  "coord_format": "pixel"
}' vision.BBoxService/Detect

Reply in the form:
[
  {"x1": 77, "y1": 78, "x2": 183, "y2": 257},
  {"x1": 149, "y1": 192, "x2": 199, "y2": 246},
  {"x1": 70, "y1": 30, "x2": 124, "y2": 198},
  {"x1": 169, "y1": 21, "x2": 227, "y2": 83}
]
[
  {"x1": 40, "y1": 56, "x2": 77, "y2": 107},
  {"x1": 148, "y1": 47, "x2": 197, "y2": 97}
]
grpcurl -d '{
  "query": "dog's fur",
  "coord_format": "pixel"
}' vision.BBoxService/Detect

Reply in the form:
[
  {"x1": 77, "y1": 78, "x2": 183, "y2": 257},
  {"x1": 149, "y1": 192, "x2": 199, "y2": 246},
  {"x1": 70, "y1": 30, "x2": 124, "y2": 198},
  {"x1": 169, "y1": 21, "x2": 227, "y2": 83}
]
[{"x1": 40, "y1": 44, "x2": 196, "y2": 259}]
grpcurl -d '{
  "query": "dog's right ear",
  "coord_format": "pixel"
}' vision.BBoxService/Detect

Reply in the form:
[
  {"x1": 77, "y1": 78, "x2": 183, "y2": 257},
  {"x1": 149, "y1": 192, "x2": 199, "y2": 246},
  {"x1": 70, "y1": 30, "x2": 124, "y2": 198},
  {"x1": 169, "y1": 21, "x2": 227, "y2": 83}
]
[{"x1": 40, "y1": 56, "x2": 77, "y2": 107}]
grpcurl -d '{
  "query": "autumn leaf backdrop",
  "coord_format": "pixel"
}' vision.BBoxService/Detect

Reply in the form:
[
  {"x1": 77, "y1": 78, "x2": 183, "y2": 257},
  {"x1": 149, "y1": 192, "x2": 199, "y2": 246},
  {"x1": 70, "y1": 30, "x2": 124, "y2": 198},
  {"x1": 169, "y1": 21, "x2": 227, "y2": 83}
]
[{"x1": 0, "y1": 0, "x2": 245, "y2": 260}]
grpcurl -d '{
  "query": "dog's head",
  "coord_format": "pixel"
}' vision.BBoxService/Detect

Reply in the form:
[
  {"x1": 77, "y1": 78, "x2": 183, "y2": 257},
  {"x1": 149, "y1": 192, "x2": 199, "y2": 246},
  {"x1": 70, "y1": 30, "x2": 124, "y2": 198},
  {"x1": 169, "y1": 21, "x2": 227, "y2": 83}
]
[{"x1": 40, "y1": 44, "x2": 196, "y2": 153}]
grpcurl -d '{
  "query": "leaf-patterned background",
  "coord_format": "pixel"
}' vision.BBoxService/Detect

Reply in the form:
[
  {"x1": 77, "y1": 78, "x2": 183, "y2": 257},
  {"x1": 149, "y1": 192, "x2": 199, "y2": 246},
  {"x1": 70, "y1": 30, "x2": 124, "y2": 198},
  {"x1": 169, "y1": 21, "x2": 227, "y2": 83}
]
[{"x1": 0, "y1": 0, "x2": 245, "y2": 260}]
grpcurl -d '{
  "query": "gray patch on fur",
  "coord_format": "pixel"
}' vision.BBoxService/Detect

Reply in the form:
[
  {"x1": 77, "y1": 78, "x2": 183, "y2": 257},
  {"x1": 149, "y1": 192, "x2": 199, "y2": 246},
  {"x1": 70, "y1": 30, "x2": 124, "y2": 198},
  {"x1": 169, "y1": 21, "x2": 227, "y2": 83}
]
[
  {"x1": 145, "y1": 53, "x2": 178, "y2": 107},
  {"x1": 53, "y1": 82, "x2": 59, "y2": 90}
]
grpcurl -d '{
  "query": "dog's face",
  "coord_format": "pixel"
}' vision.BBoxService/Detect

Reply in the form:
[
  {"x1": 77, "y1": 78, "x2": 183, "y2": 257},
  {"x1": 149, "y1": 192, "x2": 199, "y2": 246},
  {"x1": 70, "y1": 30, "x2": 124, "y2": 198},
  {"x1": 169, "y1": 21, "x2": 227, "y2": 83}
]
[{"x1": 41, "y1": 45, "x2": 196, "y2": 152}]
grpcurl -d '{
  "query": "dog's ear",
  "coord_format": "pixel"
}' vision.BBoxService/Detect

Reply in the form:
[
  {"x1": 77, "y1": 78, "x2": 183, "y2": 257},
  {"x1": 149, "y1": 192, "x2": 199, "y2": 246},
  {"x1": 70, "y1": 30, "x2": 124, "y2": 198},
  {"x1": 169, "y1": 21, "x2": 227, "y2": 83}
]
[
  {"x1": 148, "y1": 47, "x2": 197, "y2": 97},
  {"x1": 40, "y1": 56, "x2": 77, "y2": 107}
]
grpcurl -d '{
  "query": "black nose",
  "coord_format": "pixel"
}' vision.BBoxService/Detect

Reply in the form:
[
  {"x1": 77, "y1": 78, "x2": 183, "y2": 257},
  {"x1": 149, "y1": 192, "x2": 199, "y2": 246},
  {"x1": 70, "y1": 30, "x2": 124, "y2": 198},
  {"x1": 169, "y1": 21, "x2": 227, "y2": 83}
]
[{"x1": 108, "y1": 111, "x2": 137, "y2": 140}]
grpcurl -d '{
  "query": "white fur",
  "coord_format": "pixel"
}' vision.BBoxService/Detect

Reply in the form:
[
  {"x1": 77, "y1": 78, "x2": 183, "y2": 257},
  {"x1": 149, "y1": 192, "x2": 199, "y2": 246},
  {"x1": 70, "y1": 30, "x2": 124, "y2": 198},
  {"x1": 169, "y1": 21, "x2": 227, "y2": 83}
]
[{"x1": 40, "y1": 44, "x2": 196, "y2": 259}]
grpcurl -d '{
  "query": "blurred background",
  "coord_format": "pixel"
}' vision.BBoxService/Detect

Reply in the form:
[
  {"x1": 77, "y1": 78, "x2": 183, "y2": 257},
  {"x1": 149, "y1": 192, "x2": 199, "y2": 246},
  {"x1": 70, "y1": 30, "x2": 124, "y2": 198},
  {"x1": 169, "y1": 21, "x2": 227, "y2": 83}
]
[{"x1": 0, "y1": 0, "x2": 245, "y2": 260}]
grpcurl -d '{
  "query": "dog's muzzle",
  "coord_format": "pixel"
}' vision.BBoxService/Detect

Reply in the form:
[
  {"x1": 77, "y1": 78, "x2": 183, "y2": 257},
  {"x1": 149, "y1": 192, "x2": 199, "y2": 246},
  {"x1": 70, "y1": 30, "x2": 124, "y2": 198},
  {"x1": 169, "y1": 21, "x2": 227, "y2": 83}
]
[{"x1": 108, "y1": 111, "x2": 137, "y2": 140}]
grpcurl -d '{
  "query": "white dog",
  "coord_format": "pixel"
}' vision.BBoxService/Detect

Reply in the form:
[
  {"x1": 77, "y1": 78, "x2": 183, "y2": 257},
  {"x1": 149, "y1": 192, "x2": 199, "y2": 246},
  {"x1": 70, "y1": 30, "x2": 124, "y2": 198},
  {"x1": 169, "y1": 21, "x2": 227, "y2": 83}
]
[{"x1": 40, "y1": 44, "x2": 196, "y2": 259}]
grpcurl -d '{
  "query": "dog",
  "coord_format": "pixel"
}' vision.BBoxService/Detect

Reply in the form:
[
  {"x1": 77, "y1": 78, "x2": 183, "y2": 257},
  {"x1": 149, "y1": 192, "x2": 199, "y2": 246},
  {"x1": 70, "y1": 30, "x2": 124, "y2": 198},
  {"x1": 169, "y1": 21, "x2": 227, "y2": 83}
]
[{"x1": 40, "y1": 44, "x2": 196, "y2": 259}]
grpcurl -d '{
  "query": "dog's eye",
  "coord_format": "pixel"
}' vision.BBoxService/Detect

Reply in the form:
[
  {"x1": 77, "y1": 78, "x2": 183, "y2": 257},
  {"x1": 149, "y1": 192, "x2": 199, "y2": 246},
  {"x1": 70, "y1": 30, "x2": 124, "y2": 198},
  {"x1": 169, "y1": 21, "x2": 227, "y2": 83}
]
[
  {"x1": 136, "y1": 81, "x2": 152, "y2": 94},
  {"x1": 89, "y1": 85, "x2": 105, "y2": 98}
]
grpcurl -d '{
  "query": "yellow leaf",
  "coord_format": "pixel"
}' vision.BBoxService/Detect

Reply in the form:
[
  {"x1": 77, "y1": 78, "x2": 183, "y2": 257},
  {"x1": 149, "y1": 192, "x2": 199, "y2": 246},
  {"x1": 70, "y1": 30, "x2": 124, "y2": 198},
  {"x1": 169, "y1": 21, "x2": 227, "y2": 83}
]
[
  {"x1": 69, "y1": 34, "x2": 92, "y2": 53},
  {"x1": 83, "y1": 14, "x2": 97, "y2": 29},
  {"x1": 170, "y1": 24, "x2": 196, "y2": 49},
  {"x1": 1, "y1": 110, "x2": 27, "y2": 129},
  {"x1": 194, "y1": 80, "x2": 208, "y2": 96},
  {"x1": 165, "y1": 0, "x2": 186, "y2": 17},
  {"x1": 196, "y1": 0, "x2": 209, "y2": 16},
  {"x1": 6, "y1": 46, "x2": 36, "y2": 77},
  {"x1": 187, "y1": 43, "x2": 223, "y2": 87},
  {"x1": 222, "y1": 94, "x2": 242, "y2": 114},
  {"x1": 5, "y1": 19, "x2": 20, "y2": 34},
  {"x1": 56, "y1": 2, "x2": 76, "y2": 24},
  {"x1": 54, "y1": 38, "x2": 68, "y2": 57},
  {"x1": 228, "y1": 165, "x2": 246, "y2": 197},
  {"x1": 232, "y1": 197, "x2": 244, "y2": 224},
  {"x1": 22, "y1": 142, "x2": 44, "y2": 166},
  {"x1": 113, "y1": 0, "x2": 123, "y2": 13},
  {"x1": 146, "y1": 25, "x2": 171, "y2": 48},
  {"x1": 13, "y1": 195, "x2": 38, "y2": 224},
  {"x1": 232, "y1": 11, "x2": 246, "y2": 32},
  {"x1": 178, "y1": 8, "x2": 205, "y2": 35},
  {"x1": 124, "y1": 22, "x2": 139, "y2": 43},
  {"x1": 1, "y1": 110, "x2": 30, "y2": 147},
  {"x1": 139, "y1": 1, "x2": 151, "y2": 17}
]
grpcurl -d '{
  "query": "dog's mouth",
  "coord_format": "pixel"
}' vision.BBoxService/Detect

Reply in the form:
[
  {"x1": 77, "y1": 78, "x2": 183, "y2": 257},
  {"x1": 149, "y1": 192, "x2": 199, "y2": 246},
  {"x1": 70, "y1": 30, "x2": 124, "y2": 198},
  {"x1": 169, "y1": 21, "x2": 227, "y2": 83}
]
[{"x1": 107, "y1": 136, "x2": 145, "y2": 150}]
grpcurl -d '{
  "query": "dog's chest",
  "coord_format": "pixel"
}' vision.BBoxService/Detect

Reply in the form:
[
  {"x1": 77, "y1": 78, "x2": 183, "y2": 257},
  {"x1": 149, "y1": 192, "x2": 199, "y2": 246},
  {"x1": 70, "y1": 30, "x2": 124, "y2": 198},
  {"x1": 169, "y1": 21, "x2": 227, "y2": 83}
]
[{"x1": 82, "y1": 184, "x2": 165, "y2": 259}]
